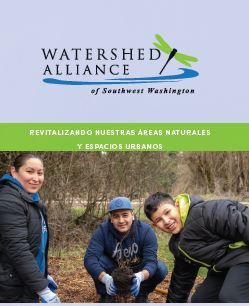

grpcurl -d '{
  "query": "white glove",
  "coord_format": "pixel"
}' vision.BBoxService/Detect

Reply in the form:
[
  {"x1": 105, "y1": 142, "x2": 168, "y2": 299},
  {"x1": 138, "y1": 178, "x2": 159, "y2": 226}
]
[
  {"x1": 38, "y1": 286, "x2": 60, "y2": 303},
  {"x1": 47, "y1": 274, "x2": 58, "y2": 291},
  {"x1": 130, "y1": 271, "x2": 144, "y2": 296},
  {"x1": 100, "y1": 273, "x2": 117, "y2": 296}
]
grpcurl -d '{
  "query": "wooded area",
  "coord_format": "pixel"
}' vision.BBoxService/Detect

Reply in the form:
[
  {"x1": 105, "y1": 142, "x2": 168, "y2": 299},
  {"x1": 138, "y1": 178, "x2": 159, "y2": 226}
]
[{"x1": 1, "y1": 152, "x2": 249, "y2": 251}]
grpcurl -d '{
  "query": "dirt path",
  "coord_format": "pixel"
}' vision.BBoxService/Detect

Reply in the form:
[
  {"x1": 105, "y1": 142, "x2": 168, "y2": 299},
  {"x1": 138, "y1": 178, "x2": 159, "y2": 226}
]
[{"x1": 49, "y1": 256, "x2": 202, "y2": 303}]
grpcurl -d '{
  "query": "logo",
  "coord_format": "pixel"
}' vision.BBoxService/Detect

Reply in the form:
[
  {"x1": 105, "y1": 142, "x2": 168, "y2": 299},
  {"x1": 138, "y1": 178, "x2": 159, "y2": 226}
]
[
  {"x1": 153, "y1": 34, "x2": 198, "y2": 74},
  {"x1": 42, "y1": 34, "x2": 199, "y2": 89}
]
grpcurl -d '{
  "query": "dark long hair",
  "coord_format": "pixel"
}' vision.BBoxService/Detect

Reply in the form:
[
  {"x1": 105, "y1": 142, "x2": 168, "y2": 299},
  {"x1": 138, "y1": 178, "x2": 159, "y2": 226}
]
[{"x1": 12, "y1": 153, "x2": 43, "y2": 172}]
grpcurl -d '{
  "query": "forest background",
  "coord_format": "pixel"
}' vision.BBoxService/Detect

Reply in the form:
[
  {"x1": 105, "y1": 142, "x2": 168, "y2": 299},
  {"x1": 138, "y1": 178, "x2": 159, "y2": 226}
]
[{"x1": 1, "y1": 152, "x2": 249, "y2": 302}]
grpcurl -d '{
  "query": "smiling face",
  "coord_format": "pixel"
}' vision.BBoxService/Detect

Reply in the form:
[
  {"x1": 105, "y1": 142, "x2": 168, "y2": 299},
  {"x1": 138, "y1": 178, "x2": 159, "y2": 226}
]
[
  {"x1": 11, "y1": 157, "x2": 44, "y2": 194},
  {"x1": 151, "y1": 202, "x2": 183, "y2": 234},
  {"x1": 110, "y1": 209, "x2": 134, "y2": 235}
]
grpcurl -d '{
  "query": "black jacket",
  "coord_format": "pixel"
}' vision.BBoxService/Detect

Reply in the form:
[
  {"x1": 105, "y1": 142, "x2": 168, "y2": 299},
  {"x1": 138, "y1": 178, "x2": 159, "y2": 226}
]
[
  {"x1": 0, "y1": 180, "x2": 48, "y2": 302},
  {"x1": 167, "y1": 195, "x2": 249, "y2": 302}
]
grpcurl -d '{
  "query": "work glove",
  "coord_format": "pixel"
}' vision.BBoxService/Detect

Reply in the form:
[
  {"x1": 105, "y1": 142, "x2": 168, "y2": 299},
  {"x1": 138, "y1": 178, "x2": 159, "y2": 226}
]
[
  {"x1": 100, "y1": 273, "x2": 117, "y2": 296},
  {"x1": 47, "y1": 274, "x2": 58, "y2": 292},
  {"x1": 130, "y1": 272, "x2": 144, "y2": 297},
  {"x1": 38, "y1": 286, "x2": 60, "y2": 303}
]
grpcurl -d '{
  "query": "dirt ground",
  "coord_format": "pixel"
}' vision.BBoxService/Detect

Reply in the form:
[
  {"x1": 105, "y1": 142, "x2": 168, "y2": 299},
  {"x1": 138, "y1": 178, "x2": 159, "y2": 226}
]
[{"x1": 49, "y1": 256, "x2": 203, "y2": 303}]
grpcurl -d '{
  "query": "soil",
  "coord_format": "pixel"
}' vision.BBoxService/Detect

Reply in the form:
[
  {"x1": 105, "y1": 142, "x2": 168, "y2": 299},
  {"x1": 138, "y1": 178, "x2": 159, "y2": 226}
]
[
  {"x1": 112, "y1": 267, "x2": 134, "y2": 297},
  {"x1": 49, "y1": 256, "x2": 203, "y2": 303}
]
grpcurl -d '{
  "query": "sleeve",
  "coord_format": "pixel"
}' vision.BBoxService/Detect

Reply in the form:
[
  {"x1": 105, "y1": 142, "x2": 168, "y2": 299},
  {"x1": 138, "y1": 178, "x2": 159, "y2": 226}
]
[
  {"x1": 84, "y1": 226, "x2": 106, "y2": 279},
  {"x1": 166, "y1": 256, "x2": 199, "y2": 303},
  {"x1": 203, "y1": 200, "x2": 249, "y2": 243},
  {"x1": 141, "y1": 227, "x2": 158, "y2": 277},
  {"x1": 0, "y1": 193, "x2": 48, "y2": 292}
]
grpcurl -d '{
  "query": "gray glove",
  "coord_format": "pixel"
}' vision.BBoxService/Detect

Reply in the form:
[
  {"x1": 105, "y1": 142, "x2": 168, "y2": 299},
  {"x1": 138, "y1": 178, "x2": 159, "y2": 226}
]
[
  {"x1": 38, "y1": 286, "x2": 60, "y2": 303},
  {"x1": 100, "y1": 274, "x2": 117, "y2": 296}
]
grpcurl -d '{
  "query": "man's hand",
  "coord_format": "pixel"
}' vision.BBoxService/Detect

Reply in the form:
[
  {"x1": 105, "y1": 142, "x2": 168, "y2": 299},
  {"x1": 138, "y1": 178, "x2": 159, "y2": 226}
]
[
  {"x1": 100, "y1": 274, "x2": 117, "y2": 296},
  {"x1": 38, "y1": 287, "x2": 60, "y2": 303},
  {"x1": 130, "y1": 272, "x2": 144, "y2": 296}
]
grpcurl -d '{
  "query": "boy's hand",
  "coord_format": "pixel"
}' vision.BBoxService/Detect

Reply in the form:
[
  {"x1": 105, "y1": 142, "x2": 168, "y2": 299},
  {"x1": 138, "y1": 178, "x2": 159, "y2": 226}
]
[
  {"x1": 100, "y1": 274, "x2": 117, "y2": 296},
  {"x1": 130, "y1": 272, "x2": 144, "y2": 296}
]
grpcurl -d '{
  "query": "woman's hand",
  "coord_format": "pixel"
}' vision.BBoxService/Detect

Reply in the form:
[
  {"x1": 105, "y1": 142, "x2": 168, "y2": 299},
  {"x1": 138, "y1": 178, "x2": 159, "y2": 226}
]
[
  {"x1": 47, "y1": 275, "x2": 58, "y2": 291},
  {"x1": 38, "y1": 287, "x2": 60, "y2": 303}
]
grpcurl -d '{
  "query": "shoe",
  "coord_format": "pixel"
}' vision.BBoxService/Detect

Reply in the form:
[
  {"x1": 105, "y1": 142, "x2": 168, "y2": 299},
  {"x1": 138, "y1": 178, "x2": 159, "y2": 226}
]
[
  {"x1": 99, "y1": 294, "x2": 114, "y2": 303},
  {"x1": 134, "y1": 294, "x2": 148, "y2": 303}
]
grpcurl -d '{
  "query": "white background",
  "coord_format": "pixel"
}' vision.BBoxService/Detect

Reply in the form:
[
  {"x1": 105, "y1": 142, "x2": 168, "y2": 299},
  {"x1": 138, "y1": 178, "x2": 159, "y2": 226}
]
[{"x1": 1, "y1": 0, "x2": 248, "y2": 122}]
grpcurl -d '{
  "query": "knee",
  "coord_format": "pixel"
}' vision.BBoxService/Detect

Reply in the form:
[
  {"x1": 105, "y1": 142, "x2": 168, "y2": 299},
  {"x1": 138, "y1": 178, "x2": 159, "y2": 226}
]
[
  {"x1": 219, "y1": 290, "x2": 237, "y2": 303},
  {"x1": 156, "y1": 260, "x2": 168, "y2": 281}
]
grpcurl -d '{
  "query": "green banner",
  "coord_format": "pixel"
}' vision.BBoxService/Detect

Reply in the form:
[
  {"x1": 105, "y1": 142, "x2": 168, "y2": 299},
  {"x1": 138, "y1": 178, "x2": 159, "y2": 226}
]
[{"x1": 0, "y1": 123, "x2": 248, "y2": 151}]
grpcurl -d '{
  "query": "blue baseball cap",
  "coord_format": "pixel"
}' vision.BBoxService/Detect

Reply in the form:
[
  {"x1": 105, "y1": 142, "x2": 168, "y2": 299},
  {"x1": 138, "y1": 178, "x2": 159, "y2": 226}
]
[{"x1": 108, "y1": 197, "x2": 132, "y2": 212}]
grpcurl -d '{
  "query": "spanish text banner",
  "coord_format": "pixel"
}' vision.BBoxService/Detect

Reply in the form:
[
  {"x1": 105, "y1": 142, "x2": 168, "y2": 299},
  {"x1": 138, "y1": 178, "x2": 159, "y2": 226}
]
[{"x1": 0, "y1": 123, "x2": 247, "y2": 151}]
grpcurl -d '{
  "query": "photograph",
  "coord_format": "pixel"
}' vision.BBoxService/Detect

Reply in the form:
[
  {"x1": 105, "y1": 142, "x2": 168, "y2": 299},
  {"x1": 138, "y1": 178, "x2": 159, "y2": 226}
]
[
  {"x1": 1, "y1": 152, "x2": 249, "y2": 303},
  {"x1": 1, "y1": 0, "x2": 249, "y2": 304}
]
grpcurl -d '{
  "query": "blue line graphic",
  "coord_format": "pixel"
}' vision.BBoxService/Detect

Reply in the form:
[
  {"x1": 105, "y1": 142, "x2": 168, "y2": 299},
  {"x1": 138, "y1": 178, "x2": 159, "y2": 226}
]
[{"x1": 43, "y1": 68, "x2": 198, "y2": 85}]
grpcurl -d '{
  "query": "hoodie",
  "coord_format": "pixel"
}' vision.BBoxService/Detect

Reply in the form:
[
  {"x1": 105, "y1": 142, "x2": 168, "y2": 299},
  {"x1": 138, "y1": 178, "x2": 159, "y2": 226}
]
[{"x1": 84, "y1": 218, "x2": 158, "y2": 279}]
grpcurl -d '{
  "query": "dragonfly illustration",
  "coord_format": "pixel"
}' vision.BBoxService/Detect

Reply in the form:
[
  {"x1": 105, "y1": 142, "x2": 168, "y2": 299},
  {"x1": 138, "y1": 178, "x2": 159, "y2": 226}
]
[{"x1": 153, "y1": 34, "x2": 198, "y2": 74}]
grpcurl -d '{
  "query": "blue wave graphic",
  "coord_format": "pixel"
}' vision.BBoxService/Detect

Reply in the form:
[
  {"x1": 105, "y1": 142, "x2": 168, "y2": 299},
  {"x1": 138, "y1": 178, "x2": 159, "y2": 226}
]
[{"x1": 43, "y1": 68, "x2": 198, "y2": 85}]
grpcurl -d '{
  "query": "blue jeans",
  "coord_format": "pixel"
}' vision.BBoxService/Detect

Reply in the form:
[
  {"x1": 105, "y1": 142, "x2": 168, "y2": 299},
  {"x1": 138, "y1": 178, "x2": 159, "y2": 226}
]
[{"x1": 94, "y1": 255, "x2": 168, "y2": 295}]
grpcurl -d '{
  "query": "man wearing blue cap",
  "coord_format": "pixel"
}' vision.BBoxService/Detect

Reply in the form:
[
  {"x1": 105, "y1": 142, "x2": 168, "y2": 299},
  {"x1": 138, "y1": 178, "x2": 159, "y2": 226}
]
[{"x1": 84, "y1": 197, "x2": 167, "y2": 303}]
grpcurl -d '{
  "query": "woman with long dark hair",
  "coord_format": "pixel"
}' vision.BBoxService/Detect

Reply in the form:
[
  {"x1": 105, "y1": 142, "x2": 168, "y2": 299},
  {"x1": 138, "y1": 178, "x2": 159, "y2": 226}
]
[{"x1": 0, "y1": 153, "x2": 60, "y2": 303}]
